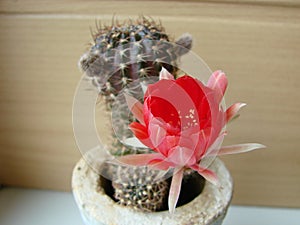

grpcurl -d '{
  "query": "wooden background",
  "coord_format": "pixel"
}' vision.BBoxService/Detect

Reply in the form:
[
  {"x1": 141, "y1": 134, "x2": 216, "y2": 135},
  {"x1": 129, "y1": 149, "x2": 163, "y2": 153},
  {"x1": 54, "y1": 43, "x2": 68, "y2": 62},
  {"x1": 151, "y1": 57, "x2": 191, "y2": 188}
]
[{"x1": 0, "y1": 0, "x2": 299, "y2": 208}]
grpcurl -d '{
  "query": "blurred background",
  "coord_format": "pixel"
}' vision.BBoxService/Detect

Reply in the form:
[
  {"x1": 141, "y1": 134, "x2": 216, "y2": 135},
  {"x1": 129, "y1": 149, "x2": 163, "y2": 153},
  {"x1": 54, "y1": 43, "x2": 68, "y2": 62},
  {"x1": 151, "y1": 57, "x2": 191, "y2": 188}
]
[{"x1": 0, "y1": 0, "x2": 299, "y2": 208}]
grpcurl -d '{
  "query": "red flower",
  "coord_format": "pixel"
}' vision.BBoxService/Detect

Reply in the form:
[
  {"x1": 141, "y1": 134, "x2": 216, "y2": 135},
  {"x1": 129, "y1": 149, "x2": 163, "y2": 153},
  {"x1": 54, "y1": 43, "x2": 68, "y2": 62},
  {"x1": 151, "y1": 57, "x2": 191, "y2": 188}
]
[{"x1": 117, "y1": 68, "x2": 265, "y2": 213}]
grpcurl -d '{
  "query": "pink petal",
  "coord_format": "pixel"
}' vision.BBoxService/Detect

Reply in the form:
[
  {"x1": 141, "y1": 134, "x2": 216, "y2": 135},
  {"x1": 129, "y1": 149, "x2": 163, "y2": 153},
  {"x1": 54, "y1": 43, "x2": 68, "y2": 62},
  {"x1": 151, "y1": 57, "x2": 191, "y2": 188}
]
[
  {"x1": 204, "y1": 131, "x2": 227, "y2": 157},
  {"x1": 116, "y1": 153, "x2": 162, "y2": 166},
  {"x1": 194, "y1": 129, "x2": 208, "y2": 159},
  {"x1": 207, "y1": 70, "x2": 228, "y2": 99},
  {"x1": 148, "y1": 158, "x2": 175, "y2": 170},
  {"x1": 167, "y1": 146, "x2": 196, "y2": 167},
  {"x1": 124, "y1": 93, "x2": 145, "y2": 124},
  {"x1": 226, "y1": 102, "x2": 246, "y2": 122},
  {"x1": 190, "y1": 164, "x2": 219, "y2": 186},
  {"x1": 168, "y1": 167, "x2": 184, "y2": 213},
  {"x1": 123, "y1": 137, "x2": 148, "y2": 148},
  {"x1": 148, "y1": 117, "x2": 167, "y2": 148},
  {"x1": 217, "y1": 143, "x2": 266, "y2": 155},
  {"x1": 159, "y1": 67, "x2": 175, "y2": 80}
]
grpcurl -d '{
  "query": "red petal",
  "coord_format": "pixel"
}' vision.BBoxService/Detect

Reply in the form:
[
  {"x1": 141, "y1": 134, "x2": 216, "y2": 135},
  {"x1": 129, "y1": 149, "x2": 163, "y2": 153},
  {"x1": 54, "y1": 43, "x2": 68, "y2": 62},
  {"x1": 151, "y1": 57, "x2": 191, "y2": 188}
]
[
  {"x1": 129, "y1": 122, "x2": 148, "y2": 139},
  {"x1": 175, "y1": 75, "x2": 213, "y2": 129},
  {"x1": 226, "y1": 102, "x2": 246, "y2": 122},
  {"x1": 129, "y1": 122, "x2": 156, "y2": 149},
  {"x1": 144, "y1": 79, "x2": 197, "y2": 128},
  {"x1": 144, "y1": 95, "x2": 180, "y2": 128}
]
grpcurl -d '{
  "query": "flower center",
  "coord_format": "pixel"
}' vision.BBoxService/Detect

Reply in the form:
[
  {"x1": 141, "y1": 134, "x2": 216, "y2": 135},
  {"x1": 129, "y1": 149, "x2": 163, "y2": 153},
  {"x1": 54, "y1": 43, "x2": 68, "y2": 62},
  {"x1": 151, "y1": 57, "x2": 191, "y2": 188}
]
[{"x1": 178, "y1": 109, "x2": 199, "y2": 130}]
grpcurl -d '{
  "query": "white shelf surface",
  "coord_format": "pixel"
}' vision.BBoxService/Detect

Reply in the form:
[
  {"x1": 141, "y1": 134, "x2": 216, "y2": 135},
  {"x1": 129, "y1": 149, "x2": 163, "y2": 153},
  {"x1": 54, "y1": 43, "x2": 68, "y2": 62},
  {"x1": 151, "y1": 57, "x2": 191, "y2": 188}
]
[{"x1": 0, "y1": 187, "x2": 299, "y2": 225}]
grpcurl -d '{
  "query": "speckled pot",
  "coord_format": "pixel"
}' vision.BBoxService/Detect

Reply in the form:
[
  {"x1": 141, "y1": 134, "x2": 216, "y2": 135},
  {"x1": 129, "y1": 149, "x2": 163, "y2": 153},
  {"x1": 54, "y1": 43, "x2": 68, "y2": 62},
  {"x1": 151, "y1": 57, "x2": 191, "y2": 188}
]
[{"x1": 72, "y1": 155, "x2": 233, "y2": 225}]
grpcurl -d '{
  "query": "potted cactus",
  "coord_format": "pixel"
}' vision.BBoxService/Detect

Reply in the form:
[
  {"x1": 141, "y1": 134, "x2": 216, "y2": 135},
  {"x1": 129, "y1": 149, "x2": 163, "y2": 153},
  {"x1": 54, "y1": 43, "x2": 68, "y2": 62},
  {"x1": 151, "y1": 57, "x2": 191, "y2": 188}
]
[{"x1": 72, "y1": 16, "x2": 264, "y2": 225}]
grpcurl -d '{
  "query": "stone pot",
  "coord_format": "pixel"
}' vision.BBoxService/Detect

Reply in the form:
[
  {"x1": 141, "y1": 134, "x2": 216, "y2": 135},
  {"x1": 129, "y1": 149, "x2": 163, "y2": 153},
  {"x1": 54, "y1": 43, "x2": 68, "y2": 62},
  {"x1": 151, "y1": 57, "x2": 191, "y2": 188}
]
[{"x1": 72, "y1": 155, "x2": 233, "y2": 225}]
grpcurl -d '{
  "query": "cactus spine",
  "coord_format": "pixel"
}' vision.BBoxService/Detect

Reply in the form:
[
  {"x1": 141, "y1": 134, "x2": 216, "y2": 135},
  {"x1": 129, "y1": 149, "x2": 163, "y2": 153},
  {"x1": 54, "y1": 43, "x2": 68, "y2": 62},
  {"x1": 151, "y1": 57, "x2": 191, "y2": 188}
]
[
  {"x1": 79, "y1": 16, "x2": 192, "y2": 106},
  {"x1": 112, "y1": 166, "x2": 169, "y2": 212}
]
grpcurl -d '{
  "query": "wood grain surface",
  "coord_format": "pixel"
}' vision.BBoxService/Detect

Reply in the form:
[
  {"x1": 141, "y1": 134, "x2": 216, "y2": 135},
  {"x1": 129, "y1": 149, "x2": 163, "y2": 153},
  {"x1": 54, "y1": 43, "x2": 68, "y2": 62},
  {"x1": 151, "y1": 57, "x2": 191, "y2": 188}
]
[{"x1": 0, "y1": 0, "x2": 299, "y2": 207}]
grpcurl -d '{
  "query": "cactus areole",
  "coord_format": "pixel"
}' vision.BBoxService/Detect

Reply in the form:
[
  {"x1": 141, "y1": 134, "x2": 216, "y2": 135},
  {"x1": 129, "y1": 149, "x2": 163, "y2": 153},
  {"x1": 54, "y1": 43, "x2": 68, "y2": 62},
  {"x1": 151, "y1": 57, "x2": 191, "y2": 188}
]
[{"x1": 79, "y1": 16, "x2": 192, "y2": 106}]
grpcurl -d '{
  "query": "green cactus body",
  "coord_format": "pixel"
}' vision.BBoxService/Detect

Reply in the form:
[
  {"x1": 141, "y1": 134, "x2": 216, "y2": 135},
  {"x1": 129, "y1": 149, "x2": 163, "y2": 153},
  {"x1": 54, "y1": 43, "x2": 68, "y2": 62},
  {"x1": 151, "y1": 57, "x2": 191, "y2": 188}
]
[
  {"x1": 79, "y1": 16, "x2": 192, "y2": 105},
  {"x1": 112, "y1": 165, "x2": 169, "y2": 212}
]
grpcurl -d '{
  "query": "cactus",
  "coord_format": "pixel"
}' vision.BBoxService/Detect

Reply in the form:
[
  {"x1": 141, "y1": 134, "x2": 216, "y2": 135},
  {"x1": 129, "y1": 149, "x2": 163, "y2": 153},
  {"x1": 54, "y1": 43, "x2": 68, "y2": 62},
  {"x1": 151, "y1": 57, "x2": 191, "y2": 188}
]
[
  {"x1": 112, "y1": 165, "x2": 169, "y2": 212},
  {"x1": 79, "y1": 16, "x2": 194, "y2": 212},
  {"x1": 79, "y1": 16, "x2": 192, "y2": 156},
  {"x1": 79, "y1": 16, "x2": 193, "y2": 106},
  {"x1": 109, "y1": 165, "x2": 206, "y2": 212}
]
